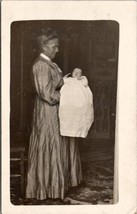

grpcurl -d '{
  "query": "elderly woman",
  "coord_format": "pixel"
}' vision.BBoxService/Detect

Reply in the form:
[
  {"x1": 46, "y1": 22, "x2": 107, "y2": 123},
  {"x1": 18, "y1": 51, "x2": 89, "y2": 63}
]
[{"x1": 26, "y1": 28, "x2": 82, "y2": 201}]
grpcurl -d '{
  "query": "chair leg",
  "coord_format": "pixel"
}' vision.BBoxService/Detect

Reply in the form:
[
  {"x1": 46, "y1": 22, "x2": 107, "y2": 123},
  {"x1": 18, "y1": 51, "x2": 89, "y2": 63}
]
[{"x1": 20, "y1": 151, "x2": 25, "y2": 197}]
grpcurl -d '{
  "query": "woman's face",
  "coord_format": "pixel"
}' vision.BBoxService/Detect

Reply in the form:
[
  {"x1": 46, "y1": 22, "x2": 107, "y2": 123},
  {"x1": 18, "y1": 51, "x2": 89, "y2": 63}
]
[{"x1": 43, "y1": 38, "x2": 59, "y2": 60}]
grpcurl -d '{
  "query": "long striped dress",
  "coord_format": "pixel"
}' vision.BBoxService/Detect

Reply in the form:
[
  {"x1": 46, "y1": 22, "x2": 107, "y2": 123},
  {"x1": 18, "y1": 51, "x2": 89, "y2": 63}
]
[{"x1": 26, "y1": 54, "x2": 82, "y2": 200}]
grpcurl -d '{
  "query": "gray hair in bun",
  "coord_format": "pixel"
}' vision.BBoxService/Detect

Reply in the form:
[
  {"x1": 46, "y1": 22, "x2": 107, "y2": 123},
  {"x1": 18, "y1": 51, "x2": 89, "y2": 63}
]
[{"x1": 37, "y1": 28, "x2": 58, "y2": 50}]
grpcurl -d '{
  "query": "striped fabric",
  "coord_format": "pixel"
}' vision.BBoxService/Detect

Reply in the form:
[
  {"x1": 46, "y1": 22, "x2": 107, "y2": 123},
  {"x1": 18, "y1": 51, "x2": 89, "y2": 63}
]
[{"x1": 26, "y1": 56, "x2": 82, "y2": 200}]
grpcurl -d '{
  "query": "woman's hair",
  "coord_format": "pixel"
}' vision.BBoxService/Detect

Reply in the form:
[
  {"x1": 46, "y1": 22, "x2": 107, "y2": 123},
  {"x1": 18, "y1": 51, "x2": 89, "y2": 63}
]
[{"x1": 37, "y1": 28, "x2": 58, "y2": 51}]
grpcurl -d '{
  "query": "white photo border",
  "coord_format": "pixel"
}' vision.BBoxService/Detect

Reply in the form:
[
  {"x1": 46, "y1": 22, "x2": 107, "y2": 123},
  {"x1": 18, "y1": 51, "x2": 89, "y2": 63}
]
[{"x1": 2, "y1": 1, "x2": 137, "y2": 214}]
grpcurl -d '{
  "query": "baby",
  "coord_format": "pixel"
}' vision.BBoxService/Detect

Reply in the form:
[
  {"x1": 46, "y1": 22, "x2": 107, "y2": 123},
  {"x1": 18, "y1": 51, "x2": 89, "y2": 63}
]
[
  {"x1": 64, "y1": 68, "x2": 88, "y2": 87},
  {"x1": 59, "y1": 68, "x2": 94, "y2": 138}
]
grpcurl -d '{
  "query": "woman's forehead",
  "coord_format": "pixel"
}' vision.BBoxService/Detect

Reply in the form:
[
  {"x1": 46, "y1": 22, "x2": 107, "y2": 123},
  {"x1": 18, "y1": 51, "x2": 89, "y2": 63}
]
[{"x1": 47, "y1": 38, "x2": 59, "y2": 46}]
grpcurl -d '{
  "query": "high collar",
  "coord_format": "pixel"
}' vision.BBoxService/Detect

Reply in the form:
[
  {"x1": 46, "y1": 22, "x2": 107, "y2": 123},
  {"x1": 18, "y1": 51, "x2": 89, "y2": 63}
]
[
  {"x1": 39, "y1": 53, "x2": 62, "y2": 74},
  {"x1": 40, "y1": 53, "x2": 51, "y2": 61}
]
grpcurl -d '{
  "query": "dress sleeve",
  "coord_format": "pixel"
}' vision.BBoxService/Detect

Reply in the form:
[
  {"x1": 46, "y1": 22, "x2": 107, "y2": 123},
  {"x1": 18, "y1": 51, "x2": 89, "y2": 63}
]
[{"x1": 33, "y1": 61, "x2": 60, "y2": 105}]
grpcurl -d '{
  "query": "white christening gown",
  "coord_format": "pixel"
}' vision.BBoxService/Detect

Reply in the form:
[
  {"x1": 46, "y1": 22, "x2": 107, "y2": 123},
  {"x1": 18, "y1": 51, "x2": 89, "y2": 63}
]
[{"x1": 59, "y1": 76, "x2": 94, "y2": 138}]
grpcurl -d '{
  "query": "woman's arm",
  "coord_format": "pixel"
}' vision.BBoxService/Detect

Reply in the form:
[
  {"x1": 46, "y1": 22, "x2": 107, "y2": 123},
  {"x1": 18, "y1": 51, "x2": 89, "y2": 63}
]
[{"x1": 33, "y1": 61, "x2": 60, "y2": 105}]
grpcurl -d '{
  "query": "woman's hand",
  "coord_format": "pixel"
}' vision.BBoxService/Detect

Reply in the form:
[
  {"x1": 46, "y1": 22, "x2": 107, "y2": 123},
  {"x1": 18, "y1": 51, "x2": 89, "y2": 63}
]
[{"x1": 64, "y1": 73, "x2": 71, "y2": 78}]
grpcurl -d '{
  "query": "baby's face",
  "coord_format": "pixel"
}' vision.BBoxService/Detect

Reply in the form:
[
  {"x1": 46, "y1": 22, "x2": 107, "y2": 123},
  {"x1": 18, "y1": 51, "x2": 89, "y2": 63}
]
[{"x1": 72, "y1": 69, "x2": 82, "y2": 78}]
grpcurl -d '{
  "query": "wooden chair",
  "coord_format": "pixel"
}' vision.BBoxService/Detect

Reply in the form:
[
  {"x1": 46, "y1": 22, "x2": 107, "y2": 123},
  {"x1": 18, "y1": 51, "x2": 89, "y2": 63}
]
[{"x1": 10, "y1": 145, "x2": 26, "y2": 197}]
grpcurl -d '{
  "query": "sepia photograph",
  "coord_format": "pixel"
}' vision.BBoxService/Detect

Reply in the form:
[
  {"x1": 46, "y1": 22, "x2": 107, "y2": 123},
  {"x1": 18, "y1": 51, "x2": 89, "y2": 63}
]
[
  {"x1": 10, "y1": 20, "x2": 119, "y2": 205},
  {"x1": 2, "y1": 1, "x2": 136, "y2": 214}
]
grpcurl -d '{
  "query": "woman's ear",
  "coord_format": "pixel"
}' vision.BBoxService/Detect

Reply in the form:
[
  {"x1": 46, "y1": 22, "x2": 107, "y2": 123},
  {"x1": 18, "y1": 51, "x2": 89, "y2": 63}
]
[{"x1": 42, "y1": 45, "x2": 47, "y2": 53}]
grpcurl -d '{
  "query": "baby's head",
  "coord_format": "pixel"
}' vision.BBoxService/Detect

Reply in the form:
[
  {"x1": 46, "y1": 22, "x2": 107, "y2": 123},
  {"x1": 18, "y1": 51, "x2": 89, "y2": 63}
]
[{"x1": 72, "y1": 68, "x2": 82, "y2": 78}]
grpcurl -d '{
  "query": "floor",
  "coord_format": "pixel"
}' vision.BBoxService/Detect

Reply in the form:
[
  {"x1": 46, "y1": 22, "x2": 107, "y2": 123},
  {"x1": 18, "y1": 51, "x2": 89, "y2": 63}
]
[{"x1": 10, "y1": 139, "x2": 114, "y2": 205}]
